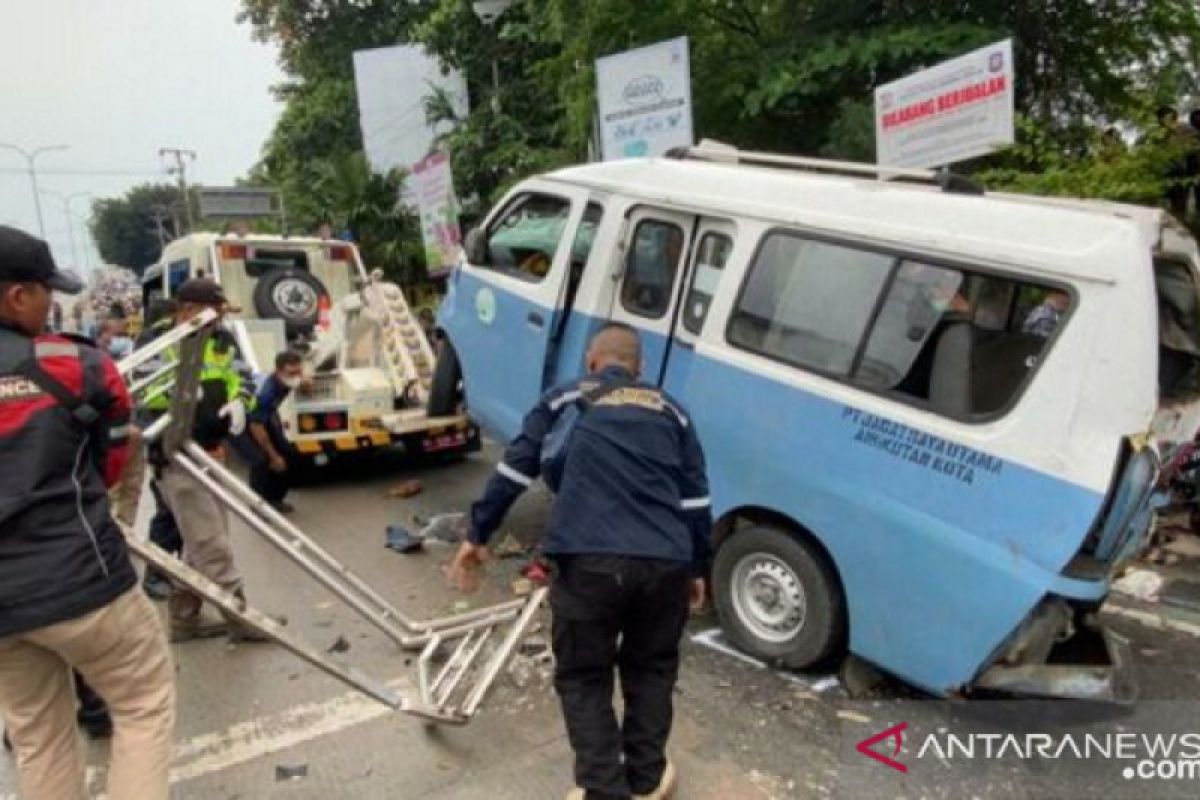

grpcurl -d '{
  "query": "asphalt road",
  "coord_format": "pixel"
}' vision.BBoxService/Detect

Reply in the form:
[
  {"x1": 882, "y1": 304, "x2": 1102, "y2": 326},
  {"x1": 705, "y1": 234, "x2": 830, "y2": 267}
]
[{"x1": 4, "y1": 444, "x2": 1200, "y2": 799}]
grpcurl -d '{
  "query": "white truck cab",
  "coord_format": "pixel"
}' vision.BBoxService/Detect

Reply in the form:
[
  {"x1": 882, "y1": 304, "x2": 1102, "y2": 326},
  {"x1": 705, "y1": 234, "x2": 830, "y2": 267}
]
[{"x1": 144, "y1": 233, "x2": 476, "y2": 464}]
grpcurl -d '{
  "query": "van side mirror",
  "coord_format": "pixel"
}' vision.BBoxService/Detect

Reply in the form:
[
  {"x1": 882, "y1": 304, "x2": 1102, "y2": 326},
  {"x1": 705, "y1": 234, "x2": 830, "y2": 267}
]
[{"x1": 464, "y1": 227, "x2": 488, "y2": 266}]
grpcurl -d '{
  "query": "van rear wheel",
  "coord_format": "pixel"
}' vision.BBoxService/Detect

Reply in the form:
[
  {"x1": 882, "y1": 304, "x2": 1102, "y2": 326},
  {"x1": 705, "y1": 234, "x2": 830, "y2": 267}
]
[
  {"x1": 713, "y1": 524, "x2": 845, "y2": 670},
  {"x1": 427, "y1": 343, "x2": 462, "y2": 416}
]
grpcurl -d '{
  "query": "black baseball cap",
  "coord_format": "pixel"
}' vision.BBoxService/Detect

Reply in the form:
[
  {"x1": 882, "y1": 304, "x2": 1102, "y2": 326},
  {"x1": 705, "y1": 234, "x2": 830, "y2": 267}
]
[
  {"x1": 176, "y1": 277, "x2": 238, "y2": 310},
  {"x1": 0, "y1": 225, "x2": 84, "y2": 294}
]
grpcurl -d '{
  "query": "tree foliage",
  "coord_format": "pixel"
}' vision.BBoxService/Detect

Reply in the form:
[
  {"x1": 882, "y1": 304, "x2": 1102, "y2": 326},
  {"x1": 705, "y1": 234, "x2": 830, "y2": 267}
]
[
  {"x1": 241, "y1": 0, "x2": 1200, "y2": 226},
  {"x1": 89, "y1": 184, "x2": 188, "y2": 274}
]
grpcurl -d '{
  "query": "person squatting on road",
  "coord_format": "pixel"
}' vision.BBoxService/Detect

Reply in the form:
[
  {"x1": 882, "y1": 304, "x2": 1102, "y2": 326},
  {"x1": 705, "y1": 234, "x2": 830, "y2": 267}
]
[
  {"x1": 149, "y1": 278, "x2": 269, "y2": 644},
  {"x1": 449, "y1": 323, "x2": 712, "y2": 800},
  {"x1": 0, "y1": 226, "x2": 175, "y2": 800},
  {"x1": 243, "y1": 350, "x2": 305, "y2": 513}
]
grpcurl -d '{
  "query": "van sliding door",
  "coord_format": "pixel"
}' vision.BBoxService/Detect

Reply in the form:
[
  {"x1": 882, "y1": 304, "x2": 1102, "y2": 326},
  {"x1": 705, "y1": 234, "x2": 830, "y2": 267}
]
[{"x1": 608, "y1": 207, "x2": 697, "y2": 385}]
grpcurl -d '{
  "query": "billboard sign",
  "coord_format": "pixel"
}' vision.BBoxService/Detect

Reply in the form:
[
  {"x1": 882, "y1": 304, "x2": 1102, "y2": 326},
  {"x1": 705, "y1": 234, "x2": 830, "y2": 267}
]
[
  {"x1": 874, "y1": 39, "x2": 1014, "y2": 169},
  {"x1": 197, "y1": 187, "x2": 280, "y2": 219},
  {"x1": 352, "y1": 45, "x2": 469, "y2": 177},
  {"x1": 595, "y1": 36, "x2": 694, "y2": 161},
  {"x1": 411, "y1": 151, "x2": 461, "y2": 275}
]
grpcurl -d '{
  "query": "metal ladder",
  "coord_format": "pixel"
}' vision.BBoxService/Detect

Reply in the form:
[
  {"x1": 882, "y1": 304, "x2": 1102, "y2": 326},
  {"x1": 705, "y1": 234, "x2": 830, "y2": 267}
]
[
  {"x1": 119, "y1": 318, "x2": 544, "y2": 723},
  {"x1": 359, "y1": 270, "x2": 436, "y2": 406}
]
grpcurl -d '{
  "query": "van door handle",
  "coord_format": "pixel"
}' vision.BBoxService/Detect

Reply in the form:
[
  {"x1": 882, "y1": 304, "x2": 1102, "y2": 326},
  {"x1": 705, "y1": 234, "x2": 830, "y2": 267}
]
[{"x1": 527, "y1": 311, "x2": 545, "y2": 328}]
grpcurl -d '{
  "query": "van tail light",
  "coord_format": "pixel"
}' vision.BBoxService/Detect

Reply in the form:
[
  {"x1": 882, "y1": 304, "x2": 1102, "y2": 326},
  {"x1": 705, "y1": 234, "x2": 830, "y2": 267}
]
[
  {"x1": 219, "y1": 243, "x2": 248, "y2": 261},
  {"x1": 327, "y1": 245, "x2": 352, "y2": 262}
]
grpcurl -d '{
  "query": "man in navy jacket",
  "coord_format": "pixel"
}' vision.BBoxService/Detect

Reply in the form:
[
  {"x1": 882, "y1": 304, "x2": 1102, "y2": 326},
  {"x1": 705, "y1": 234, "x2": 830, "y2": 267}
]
[{"x1": 450, "y1": 323, "x2": 711, "y2": 800}]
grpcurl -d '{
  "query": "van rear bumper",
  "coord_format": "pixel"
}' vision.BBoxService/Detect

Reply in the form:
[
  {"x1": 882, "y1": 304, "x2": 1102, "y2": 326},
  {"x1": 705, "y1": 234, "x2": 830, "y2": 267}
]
[{"x1": 972, "y1": 598, "x2": 1136, "y2": 703}]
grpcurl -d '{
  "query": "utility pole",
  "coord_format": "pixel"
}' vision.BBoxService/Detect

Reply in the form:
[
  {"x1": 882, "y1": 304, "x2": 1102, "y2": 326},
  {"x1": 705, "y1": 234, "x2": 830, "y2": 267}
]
[
  {"x1": 148, "y1": 204, "x2": 173, "y2": 251},
  {"x1": 159, "y1": 147, "x2": 197, "y2": 233},
  {"x1": 0, "y1": 143, "x2": 68, "y2": 238}
]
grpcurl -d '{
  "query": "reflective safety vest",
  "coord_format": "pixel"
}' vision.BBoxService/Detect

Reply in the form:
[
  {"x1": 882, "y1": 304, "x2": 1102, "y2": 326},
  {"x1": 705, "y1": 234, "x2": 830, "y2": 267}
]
[{"x1": 138, "y1": 321, "x2": 255, "y2": 448}]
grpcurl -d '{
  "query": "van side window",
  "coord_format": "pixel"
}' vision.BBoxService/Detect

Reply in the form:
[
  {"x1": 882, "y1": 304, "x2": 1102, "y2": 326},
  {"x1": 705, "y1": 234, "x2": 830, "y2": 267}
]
[
  {"x1": 683, "y1": 232, "x2": 733, "y2": 334},
  {"x1": 728, "y1": 233, "x2": 893, "y2": 376},
  {"x1": 485, "y1": 193, "x2": 572, "y2": 283},
  {"x1": 729, "y1": 230, "x2": 1073, "y2": 420},
  {"x1": 167, "y1": 259, "x2": 190, "y2": 293},
  {"x1": 857, "y1": 264, "x2": 1070, "y2": 417},
  {"x1": 622, "y1": 220, "x2": 685, "y2": 318}
]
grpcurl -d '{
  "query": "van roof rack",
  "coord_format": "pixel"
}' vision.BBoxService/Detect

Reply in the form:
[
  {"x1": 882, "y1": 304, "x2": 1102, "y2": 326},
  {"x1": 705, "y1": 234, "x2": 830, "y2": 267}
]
[{"x1": 666, "y1": 142, "x2": 985, "y2": 196}]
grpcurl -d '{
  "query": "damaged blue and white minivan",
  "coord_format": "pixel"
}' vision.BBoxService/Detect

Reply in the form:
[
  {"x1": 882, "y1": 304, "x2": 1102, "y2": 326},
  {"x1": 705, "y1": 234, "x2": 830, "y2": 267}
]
[{"x1": 433, "y1": 146, "x2": 1200, "y2": 700}]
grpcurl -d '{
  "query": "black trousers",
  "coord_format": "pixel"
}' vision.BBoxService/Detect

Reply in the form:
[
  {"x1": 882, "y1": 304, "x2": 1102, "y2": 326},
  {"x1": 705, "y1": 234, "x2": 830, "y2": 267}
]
[
  {"x1": 550, "y1": 555, "x2": 691, "y2": 800},
  {"x1": 147, "y1": 479, "x2": 182, "y2": 555},
  {"x1": 249, "y1": 461, "x2": 289, "y2": 506}
]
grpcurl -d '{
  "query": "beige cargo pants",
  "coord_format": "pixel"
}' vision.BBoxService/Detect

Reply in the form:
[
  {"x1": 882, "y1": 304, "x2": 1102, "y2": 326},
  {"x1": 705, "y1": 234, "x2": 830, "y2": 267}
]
[
  {"x1": 0, "y1": 588, "x2": 175, "y2": 800},
  {"x1": 158, "y1": 457, "x2": 242, "y2": 592}
]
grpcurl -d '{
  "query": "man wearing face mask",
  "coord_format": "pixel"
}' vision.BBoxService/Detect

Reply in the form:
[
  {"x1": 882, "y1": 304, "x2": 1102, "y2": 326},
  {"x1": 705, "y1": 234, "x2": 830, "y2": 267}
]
[{"x1": 245, "y1": 350, "x2": 305, "y2": 513}]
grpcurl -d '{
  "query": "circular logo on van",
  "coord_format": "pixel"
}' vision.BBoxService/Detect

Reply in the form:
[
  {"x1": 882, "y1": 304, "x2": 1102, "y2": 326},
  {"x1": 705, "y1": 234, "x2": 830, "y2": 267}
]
[
  {"x1": 475, "y1": 287, "x2": 496, "y2": 326},
  {"x1": 623, "y1": 75, "x2": 665, "y2": 106}
]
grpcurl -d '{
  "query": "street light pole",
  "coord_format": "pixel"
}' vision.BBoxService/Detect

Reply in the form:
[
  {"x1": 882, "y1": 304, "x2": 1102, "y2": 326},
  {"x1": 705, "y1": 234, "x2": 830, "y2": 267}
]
[
  {"x1": 472, "y1": 0, "x2": 514, "y2": 115},
  {"x1": 0, "y1": 143, "x2": 68, "y2": 238},
  {"x1": 41, "y1": 190, "x2": 91, "y2": 271}
]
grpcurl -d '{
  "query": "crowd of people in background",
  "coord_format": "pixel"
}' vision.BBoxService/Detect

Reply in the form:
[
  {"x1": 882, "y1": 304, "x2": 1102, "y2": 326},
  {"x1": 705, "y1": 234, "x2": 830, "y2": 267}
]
[{"x1": 1155, "y1": 105, "x2": 1200, "y2": 218}]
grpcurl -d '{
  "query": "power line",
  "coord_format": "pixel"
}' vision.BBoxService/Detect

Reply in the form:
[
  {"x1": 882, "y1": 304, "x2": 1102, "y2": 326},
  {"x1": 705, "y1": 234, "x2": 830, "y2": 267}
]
[{"x1": 0, "y1": 166, "x2": 164, "y2": 177}]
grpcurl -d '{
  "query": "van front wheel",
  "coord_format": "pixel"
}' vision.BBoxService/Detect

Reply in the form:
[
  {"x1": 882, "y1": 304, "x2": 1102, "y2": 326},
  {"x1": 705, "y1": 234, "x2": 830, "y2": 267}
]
[
  {"x1": 713, "y1": 525, "x2": 845, "y2": 670},
  {"x1": 427, "y1": 343, "x2": 463, "y2": 416}
]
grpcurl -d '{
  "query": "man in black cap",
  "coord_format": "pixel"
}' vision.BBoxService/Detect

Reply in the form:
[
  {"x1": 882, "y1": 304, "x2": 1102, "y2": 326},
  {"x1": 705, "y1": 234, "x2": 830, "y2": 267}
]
[
  {"x1": 150, "y1": 277, "x2": 269, "y2": 643},
  {"x1": 0, "y1": 225, "x2": 175, "y2": 799}
]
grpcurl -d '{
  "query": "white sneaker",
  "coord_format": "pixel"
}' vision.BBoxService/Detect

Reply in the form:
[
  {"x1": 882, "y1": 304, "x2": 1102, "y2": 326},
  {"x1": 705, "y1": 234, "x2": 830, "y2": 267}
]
[{"x1": 633, "y1": 760, "x2": 678, "y2": 800}]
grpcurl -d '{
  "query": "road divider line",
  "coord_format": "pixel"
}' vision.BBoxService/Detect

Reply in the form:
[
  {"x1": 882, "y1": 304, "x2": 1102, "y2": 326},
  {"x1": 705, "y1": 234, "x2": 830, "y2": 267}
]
[
  {"x1": 0, "y1": 676, "x2": 414, "y2": 800},
  {"x1": 1103, "y1": 602, "x2": 1200, "y2": 638},
  {"x1": 689, "y1": 628, "x2": 841, "y2": 693}
]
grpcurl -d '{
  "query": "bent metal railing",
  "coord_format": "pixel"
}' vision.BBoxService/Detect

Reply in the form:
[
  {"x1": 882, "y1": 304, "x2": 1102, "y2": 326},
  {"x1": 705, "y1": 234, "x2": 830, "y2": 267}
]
[{"x1": 117, "y1": 314, "x2": 545, "y2": 724}]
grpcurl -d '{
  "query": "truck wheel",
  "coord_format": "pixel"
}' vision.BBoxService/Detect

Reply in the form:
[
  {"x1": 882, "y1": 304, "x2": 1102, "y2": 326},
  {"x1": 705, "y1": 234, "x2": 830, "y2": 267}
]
[
  {"x1": 254, "y1": 268, "x2": 327, "y2": 336},
  {"x1": 428, "y1": 343, "x2": 462, "y2": 416},
  {"x1": 713, "y1": 524, "x2": 846, "y2": 670}
]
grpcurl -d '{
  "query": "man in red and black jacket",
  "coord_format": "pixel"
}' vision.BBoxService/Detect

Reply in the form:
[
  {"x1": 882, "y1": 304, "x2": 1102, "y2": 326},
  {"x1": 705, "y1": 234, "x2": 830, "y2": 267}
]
[{"x1": 0, "y1": 226, "x2": 174, "y2": 800}]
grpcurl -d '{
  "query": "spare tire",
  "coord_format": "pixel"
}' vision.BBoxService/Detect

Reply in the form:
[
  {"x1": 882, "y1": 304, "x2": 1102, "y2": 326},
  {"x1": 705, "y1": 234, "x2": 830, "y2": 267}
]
[{"x1": 254, "y1": 269, "x2": 327, "y2": 336}]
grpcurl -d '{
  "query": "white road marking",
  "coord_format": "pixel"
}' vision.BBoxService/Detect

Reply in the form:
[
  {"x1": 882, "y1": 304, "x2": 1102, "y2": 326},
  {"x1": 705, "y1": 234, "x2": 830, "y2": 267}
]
[
  {"x1": 689, "y1": 628, "x2": 842, "y2": 692},
  {"x1": 0, "y1": 677, "x2": 412, "y2": 800},
  {"x1": 1103, "y1": 602, "x2": 1200, "y2": 639}
]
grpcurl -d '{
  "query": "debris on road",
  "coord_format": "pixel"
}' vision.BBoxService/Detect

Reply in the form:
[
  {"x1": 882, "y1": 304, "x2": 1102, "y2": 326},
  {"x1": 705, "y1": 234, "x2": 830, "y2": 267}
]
[
  {"x1": 1113, "y1": 568, "x2": 1165, "y2": 603},
  {"x1": 386, "y1": 479, "x2": 423, "y2": 498},
  {"x1": 419, "y1": 512, "x2": 468, "y2": 543},
  {"x1": 492, "y1": 533, "x2": 528, "y2": 559},
  {"x1": 511, "y1": 577, "x2": 533, "y2": 597},
  {"x1": 385, "y1": 524, "x2": 424, "y2": 554},
  {"x1": 275, "y1": 763, "x2": 309, "y2": 781},
  {"x1": 326, "y1": 635, "x2": 351, "y2": 654},
  {"x1": 835, "y1": 710, "x2": 872, "y2": 724},
  {"x1": 507, "y1": 635, "x2": 554, "y2": 689}
]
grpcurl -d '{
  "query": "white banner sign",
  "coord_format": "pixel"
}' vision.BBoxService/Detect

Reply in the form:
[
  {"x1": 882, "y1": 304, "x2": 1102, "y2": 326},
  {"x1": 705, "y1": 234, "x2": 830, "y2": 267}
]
[
  {"x1": 874, "y1": 39, "x2": 1014, "y2": 169},
  {"x1": 353, "y1": 45, "x2": 468, "y2": 177},
  {"x1": 595, "y1": 36, "x2": 694, "y2": 161},
  {"x1": 411, "y1": 151, "x2": 461, "y2": 275}
]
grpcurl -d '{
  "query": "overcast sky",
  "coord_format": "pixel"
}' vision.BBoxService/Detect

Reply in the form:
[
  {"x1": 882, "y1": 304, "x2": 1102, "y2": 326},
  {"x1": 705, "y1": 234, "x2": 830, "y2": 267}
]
[{"x1": 0, "y1": 0, "x2": 283, "y2": 273}]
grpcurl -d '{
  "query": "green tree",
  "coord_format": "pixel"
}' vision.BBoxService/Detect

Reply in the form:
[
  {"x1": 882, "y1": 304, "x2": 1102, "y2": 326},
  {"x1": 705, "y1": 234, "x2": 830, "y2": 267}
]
[
  {"x1": 308, "y1": 151, "x2": 426, "y2": 285},
  {"x1": 243, "y1": 0, "x2": 1200, "y2": 218},
  {"x1": 89, "y1": 184, "x2": 189, "y2": 274}
]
